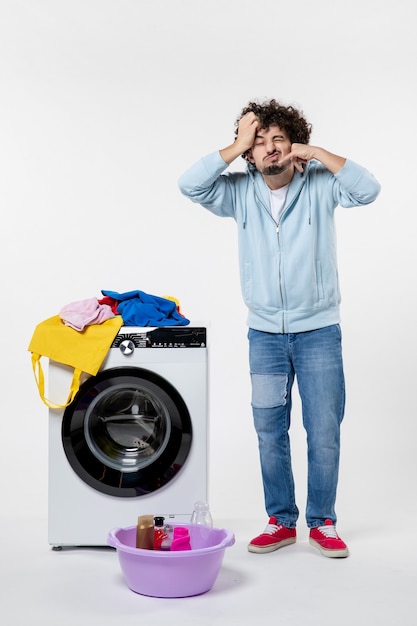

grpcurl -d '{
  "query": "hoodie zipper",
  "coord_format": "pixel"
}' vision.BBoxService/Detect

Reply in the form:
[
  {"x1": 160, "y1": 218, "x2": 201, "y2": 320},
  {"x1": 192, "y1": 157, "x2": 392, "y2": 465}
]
[{"x1": 250, "y1": 170, "x2": 307, "y2": 333}]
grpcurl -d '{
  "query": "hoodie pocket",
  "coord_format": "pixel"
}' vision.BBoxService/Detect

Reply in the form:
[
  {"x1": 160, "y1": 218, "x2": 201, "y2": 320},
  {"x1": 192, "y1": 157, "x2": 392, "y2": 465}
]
[
  {"x1": 243, "y1": 261, "x2": 252, "y2": 302},
  {"x1": 316, "y1": 260, "x2": 325, "y2": 301}
]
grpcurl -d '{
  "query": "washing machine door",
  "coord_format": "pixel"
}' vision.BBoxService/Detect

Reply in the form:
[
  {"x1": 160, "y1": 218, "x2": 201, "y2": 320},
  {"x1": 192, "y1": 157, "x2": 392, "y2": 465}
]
[{"x1": 62, "y1": 367, "x2": 192, "y2": 497}]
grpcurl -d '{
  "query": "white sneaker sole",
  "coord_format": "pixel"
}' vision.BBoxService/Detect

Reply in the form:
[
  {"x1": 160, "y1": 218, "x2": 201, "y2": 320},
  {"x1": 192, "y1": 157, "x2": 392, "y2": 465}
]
[{"x1": 309, "y1": 537, "x2": 349, "y2": 558}]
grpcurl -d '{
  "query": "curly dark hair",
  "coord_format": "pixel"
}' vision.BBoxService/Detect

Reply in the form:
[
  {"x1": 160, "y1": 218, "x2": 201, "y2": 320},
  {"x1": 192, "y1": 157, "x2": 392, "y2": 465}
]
[{"x1": 235, "y1": 99, "x2": 312, "y2": 161}]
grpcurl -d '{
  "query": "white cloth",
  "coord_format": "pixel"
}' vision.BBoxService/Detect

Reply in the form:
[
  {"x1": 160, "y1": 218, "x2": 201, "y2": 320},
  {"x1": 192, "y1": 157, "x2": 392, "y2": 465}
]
[{"x1": 269, "y1": 183, "x2": 290, "y2": 223}]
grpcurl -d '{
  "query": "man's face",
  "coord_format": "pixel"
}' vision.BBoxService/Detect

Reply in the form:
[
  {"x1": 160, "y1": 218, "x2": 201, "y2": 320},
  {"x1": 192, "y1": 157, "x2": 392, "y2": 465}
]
[{"x1": 247, "y1": 124, "x2": 292, "y2": 176}]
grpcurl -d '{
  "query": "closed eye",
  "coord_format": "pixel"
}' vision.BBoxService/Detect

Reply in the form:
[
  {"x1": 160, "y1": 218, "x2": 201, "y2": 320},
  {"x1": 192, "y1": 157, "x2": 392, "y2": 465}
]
[{"x1": 254, "y1": 134, "x2": 286, "y2": 145}]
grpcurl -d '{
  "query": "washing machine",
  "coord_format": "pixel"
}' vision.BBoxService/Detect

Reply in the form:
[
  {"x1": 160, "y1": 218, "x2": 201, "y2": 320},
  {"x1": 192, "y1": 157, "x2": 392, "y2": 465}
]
[{"x1": 48, "y1": 325, "x2": 208, "y2": 548}]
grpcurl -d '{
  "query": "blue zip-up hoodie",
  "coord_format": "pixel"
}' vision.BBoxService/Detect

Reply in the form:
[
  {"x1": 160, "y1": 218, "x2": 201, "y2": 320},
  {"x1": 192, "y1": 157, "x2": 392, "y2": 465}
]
[{"x1": 178, "y1": 151, "x2": 381, "y2": 333}]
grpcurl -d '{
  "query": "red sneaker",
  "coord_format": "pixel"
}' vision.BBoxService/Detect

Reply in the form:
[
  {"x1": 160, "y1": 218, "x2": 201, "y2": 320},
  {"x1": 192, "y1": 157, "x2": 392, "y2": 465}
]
[
  {"x1": 309, "y1": 519, "x2": 349, "y2": 558},
  {"x1": 248, "y1": 516, "x2": 296, "y2": 553}
]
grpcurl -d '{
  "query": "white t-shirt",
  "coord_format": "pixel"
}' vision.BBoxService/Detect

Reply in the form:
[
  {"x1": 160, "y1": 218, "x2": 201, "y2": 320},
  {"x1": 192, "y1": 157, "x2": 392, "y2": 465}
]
[{"x1": 269, "y1": 184, "x2": 290, "y2": 223}]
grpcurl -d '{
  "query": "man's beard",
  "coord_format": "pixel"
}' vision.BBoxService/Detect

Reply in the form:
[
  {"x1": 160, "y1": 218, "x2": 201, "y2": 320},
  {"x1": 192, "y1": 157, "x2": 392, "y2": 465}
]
[{"x1": 262, "y1": 163, "x2": 287, "y2": 176}]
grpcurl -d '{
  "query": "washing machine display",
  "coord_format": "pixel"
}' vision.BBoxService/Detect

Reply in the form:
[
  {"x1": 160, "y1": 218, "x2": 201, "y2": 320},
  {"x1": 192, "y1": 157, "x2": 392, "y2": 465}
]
[
  {"x1": 62, "y1": 367, "x2": 192, "y2": 497},
  {"x1": 48, "y1": 326, "x2": 208, "y2": 547}
]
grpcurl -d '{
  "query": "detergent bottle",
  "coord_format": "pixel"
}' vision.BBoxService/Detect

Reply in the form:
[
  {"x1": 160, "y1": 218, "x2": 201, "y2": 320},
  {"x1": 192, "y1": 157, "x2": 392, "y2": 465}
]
[{"x1": 170, "y1": 526, "x2": 192, "y2": 551}]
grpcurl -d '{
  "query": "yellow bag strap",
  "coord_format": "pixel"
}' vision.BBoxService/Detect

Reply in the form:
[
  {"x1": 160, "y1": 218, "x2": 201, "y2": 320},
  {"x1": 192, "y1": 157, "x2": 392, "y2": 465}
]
[{"x1": 31, "y1": 353, "x2": 82, "y2": 409}]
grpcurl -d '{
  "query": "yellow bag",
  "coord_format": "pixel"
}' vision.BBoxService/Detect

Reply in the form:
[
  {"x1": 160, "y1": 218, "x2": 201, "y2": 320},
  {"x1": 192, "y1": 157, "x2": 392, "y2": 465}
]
[{"x1": 28, "y1": 315, "x2": 123, "y2": 409}]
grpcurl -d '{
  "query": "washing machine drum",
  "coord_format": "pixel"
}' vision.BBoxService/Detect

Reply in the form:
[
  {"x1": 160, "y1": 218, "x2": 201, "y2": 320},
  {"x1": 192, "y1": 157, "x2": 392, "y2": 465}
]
[{"x1": 62, "y1": 367, "x2": 192, "y2": 497}]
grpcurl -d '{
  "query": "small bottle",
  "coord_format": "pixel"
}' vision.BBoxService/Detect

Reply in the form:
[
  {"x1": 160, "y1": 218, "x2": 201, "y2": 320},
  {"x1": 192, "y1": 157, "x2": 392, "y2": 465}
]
[
  {"x1": 161, "y1": 524, "x2": 174, "y2": 551},
  {"x1": 170, "y1": 526, "x2": 192, "y2": 551},
  {"x1": 136, "y1": 514, "x2": 154, "y2": 549},
  {"x1": 190, "y1": 501, "x2": 213, "y2": 548},
  {"x1": 153, "y1": 516, "x2": 168, "y2": 550},
  {"x1": 190, "y1": 500, "x2": 213, "y2": 527}
]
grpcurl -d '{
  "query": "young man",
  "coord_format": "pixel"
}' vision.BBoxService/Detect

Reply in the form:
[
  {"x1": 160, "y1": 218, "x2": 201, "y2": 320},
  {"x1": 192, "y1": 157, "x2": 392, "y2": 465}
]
[{"x1": 178, "y1": 99, "x2": 381, "y2": 558}]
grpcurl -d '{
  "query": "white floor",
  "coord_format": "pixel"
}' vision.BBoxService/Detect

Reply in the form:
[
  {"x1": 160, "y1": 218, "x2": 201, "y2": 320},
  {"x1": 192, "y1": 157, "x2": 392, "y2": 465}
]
[{"x1": 2, "y1": 515, "x2": 416, "y2": 625}]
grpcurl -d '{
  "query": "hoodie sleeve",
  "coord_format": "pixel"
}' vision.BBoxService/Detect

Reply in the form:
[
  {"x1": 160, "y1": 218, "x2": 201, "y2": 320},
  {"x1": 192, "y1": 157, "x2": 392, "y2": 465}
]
[
  {"x1": 178, "y1": 151, "x2": 238, "y2": 218},
  {"x1": 333, "y1": 159, "x2": 381, "y2": 207}
]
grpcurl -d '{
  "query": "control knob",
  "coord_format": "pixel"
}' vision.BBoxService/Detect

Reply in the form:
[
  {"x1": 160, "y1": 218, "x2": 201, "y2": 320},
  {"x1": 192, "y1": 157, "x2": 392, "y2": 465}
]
[{"x1": 119, "y1": 339, "x2": 135, "y2": 355}]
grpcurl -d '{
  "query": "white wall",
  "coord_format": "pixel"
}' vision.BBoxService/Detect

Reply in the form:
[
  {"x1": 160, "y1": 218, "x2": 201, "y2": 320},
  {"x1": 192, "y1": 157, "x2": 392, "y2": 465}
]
[{"x1": 1, "y1": 0, "x2": 415, "y2": 527}]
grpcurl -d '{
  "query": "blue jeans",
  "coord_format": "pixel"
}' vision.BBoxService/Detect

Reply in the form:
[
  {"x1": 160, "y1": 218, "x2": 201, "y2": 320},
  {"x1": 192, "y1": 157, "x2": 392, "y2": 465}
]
[{"x1": 248, "y1": 324, "x2": 345, "y2": 528}]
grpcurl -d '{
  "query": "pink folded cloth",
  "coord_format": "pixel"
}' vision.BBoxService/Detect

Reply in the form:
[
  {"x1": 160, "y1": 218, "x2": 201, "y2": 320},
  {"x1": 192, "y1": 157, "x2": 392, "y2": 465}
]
[{"x1": 59, "y1": 297, "x2": 115, "y2": 331}]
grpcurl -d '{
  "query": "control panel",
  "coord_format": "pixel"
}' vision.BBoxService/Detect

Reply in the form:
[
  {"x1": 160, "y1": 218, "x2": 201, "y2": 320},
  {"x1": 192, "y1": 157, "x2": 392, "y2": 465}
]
[{"x1": 110, "y1": 327, "x2": 206, "y2": 349}]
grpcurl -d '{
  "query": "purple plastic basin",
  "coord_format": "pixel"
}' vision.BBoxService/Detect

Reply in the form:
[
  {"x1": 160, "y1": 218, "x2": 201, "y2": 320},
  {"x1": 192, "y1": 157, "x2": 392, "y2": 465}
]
[{"x1": 107, "y1": 523, "x2": 235, "y2": 598}]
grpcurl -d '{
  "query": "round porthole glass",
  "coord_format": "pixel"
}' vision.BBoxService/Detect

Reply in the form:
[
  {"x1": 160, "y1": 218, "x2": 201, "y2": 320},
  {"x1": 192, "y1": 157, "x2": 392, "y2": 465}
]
[{"x1": 62, "y1": 368, "x2": 192, "y2": 497}]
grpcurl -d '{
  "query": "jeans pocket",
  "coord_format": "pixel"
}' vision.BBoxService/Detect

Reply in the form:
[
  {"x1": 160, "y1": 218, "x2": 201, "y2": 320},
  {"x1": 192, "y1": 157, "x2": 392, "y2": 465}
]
[{"x1": 250, "y1": 373, "x2": 288, "y2": 408}]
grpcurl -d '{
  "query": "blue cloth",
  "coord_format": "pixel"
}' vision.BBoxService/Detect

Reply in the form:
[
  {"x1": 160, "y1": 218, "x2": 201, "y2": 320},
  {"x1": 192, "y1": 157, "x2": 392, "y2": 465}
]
[{"x1": 101, "y1": 290, "x2": 190, "y2": 326}]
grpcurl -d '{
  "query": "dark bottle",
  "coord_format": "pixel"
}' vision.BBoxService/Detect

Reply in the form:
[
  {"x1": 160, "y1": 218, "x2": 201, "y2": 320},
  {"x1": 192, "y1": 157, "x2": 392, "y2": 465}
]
[{"x1": 153, "y1": 516, "x2": 170, "y2": 550}]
